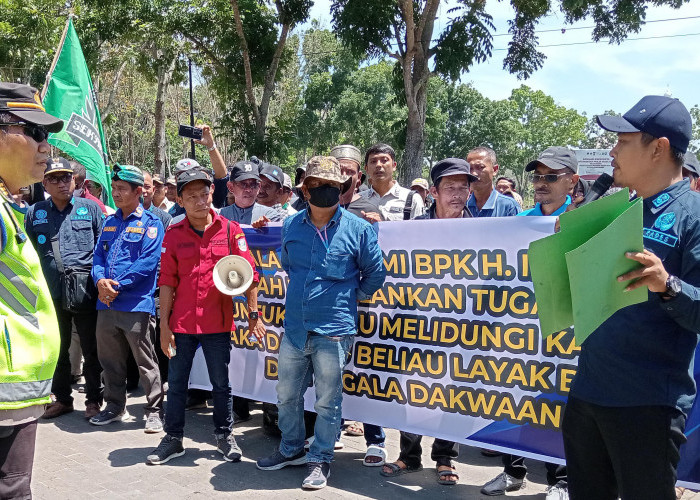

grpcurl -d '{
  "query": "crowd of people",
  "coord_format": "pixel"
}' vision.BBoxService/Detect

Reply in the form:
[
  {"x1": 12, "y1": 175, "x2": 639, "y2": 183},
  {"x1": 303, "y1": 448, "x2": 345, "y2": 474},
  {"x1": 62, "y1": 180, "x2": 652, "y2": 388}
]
[{"x1": 0, "y1": 80, "x2": 699, "y2": 500}]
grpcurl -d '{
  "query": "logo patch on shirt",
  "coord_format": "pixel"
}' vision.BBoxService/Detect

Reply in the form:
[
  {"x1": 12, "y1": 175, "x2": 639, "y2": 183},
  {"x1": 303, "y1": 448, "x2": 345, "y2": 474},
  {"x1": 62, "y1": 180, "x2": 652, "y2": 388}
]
[
  {"x1": 147, "y1": 227, "x2": 158, "y2": 239},
  {"x1": 76, "y1": 206, "x2": 88, "y2": 216},
  {"x1": 136, "y1": 221, "x2": 143, "y2": 227},
  {"x1": 32, "y1": 218, "x2": 48, "y2": 226},
  {"x1": 643, "y1": 228, "x2": 679, "y2": 247},
  {"x1": 71, "y1": 215, "x2": 91, "y2": 221},
  {"x1": 653, "y1": 193, "x2": 670, "y2": 208},
  {"x1": 103, "y1": 226, "x2": 117, "y2": 232},
  {"x1": 36, "y1": 209, "x2": 47, "y2": 219},
  {"x1": 654, "y1": 212, "x2": 676, "y2": 231},
  {"x1": 135, "y1": 207, "x2": 143, "y2": 216},
  {"x1": 37, "y1": 234, "x2": 46, "y2": 244},
  {"x1": 237, "y1": 238, "x2": 247, "y2": 251},
  {"x1": 126, "y1": 227, "x2": 145, "y2": 234}
]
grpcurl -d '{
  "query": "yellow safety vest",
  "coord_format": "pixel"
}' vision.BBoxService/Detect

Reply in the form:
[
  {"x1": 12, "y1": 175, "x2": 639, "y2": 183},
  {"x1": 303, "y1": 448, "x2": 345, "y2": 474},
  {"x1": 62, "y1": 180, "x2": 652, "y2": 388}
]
[{"x1": 0, "y1": 201, "x2": 59, "y2": 410}]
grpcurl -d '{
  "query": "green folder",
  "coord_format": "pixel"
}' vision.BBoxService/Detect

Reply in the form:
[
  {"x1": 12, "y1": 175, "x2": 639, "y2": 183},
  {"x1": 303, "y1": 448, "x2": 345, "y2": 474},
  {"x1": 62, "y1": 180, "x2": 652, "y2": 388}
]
[{"x1": 529, "y1": 189, "x2": 646, "y2": 344}]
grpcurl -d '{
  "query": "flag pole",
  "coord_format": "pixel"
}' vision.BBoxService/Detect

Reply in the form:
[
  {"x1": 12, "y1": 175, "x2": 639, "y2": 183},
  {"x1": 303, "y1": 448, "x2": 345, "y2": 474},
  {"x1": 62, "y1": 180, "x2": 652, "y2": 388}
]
[{"x1": 42, "y1": 14, "x2": 73, "y2": 99}]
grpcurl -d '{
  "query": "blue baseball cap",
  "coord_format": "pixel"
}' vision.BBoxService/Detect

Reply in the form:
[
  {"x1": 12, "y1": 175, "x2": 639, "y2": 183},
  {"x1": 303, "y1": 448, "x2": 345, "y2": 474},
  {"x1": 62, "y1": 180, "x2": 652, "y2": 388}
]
[{"x1": 596, "y1": 95, "x2": 692, "y2": 153}]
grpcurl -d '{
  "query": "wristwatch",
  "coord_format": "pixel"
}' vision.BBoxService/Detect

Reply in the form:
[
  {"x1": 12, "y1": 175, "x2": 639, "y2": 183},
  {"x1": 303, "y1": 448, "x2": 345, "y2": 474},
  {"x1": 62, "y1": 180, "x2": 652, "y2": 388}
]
[
  {"x1": 248, "y1": 310, "x2": 260, "y2": 320},
  {"x1": 661, "y1": 275, "x2": 682, "y2": 299},
  {"x1": 208, "y1": 143, "x2": 218, "y2": 152}
]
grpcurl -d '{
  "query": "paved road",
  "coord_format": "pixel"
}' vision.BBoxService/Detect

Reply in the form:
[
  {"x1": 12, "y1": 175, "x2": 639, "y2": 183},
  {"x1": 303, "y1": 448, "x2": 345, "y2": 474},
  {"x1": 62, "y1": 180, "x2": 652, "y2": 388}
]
[{"x1": 33, "y1": 385, "x2": 698, "y2": 499}]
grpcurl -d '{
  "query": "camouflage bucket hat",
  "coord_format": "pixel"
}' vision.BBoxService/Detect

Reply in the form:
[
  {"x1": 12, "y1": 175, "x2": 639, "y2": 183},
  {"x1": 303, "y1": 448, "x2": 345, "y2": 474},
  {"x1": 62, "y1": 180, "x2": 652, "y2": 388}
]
[{"x1": 304, "y1": 156, "x2": 353, "y2": 194}]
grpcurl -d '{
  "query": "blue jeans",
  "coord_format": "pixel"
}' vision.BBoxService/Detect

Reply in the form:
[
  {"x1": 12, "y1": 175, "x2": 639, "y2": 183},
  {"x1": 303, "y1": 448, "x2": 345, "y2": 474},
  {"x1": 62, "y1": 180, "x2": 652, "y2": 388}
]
[
  {"x1": 164, "y1": 332, "x2": 232, "y2": 438},
  {"x1": 277, "y1": 332, "x2": 353, "y2": 464}
]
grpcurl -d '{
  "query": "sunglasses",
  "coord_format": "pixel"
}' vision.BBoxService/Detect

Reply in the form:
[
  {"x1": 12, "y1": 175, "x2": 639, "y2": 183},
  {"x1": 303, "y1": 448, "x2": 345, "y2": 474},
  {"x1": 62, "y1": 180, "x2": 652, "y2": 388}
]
[
  {"x1": 532, "y1": 172, "x2": 571, "y2": 183},
  {"x1": 0, "y1": 122, "x2": 49, "y2": 143},
  {"x1": 45, "y1": 173, "x2": 73, "y2": 185}
]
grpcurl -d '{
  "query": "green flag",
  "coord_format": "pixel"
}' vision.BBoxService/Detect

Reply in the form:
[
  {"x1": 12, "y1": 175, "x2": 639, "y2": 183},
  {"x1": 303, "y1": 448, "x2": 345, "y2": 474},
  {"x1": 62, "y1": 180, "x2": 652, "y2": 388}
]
[{"x1": 42, "y1": 18, "x2": 113, "y2": 207}]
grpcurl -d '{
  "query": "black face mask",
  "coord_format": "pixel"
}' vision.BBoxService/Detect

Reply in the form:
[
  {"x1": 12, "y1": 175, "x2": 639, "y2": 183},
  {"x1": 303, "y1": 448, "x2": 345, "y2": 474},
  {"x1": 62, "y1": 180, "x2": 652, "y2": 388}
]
[{"x1": 308, "y1": 185, "x2": 340, "y2": 208}]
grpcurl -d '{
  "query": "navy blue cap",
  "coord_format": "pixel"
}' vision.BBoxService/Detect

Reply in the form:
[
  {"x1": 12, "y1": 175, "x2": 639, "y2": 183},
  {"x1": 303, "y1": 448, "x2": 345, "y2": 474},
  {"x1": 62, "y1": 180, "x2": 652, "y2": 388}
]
[
  {"x1": 684, "y1": 151, "x2": 700, "y2": 177},
  {"x1": 176, "y1": 168, "x2": 212, "y2": 194},
  {"x1": 230, "y1": 161, "x2": 260, "y2": 182},
  {"x1": 430, "y1": 158, "x2": 477, "y2": 184},
  {"x1": 596, "y1": 96, "x2": 692, "y2": 153},
  {"x1": 525, "y1": 146, "x2": 578, "y2": 173},
  {"x1": 260, "y1": 163, "x2": 284, "y2": 187}
]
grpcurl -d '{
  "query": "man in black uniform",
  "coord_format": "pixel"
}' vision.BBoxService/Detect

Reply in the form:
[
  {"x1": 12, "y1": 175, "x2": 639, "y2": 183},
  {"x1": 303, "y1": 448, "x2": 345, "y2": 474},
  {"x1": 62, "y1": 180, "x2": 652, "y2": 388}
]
[{"x1": 25, "y1": 157, "x2": 104, "y2": 419}]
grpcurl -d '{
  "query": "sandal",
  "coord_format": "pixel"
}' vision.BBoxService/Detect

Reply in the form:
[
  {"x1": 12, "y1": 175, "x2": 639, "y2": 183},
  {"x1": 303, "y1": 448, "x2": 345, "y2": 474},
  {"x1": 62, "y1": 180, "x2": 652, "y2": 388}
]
[
  {"x1": 437, "y1": 466, "x2": 459, "y2": 485},
  {"x1": 345, "y1": 421, "x2": 365, "y2": 436},
  {"x1": 363, "y1": 444, "x2": 386, "y2": 467},
  {"x1": 380, "y1": 460, "x2": 423, "y2": 477}
]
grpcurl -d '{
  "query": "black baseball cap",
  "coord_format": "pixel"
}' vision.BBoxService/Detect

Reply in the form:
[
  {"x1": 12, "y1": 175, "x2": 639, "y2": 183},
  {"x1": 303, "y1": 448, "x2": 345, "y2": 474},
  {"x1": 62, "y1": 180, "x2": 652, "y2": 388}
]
[
  {"x1": 176, "y1": 168, "x2": 212, "y2": 194},
  {"x1": 0, "y1": 82, "x2": 63, "y2": 132},
  {"x1": 44, "y1": 157, "x2": 73, "y2": 175},
  {"x1": 684, "y1": 151, "x2": 700, "y2": 177},
  {"x1": 230, "y1": 161, "x2": 261, "y2": 182},
  {"x1": 260, "y1": 163, "x2": 284, "y2": 187},
  {"x1": 596, "y1": 95, "x2": 692, "y2": 153},
  {"x1": 525, "y1": 146, "x2": 578, "y2": 173},
  {"x1": 430, "y1": 158, "x2": 477, "y2": 184}
]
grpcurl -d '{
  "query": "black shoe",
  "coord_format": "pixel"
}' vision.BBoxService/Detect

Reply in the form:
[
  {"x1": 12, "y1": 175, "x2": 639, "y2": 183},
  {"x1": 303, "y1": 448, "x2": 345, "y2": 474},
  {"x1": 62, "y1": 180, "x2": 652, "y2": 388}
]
[
  {"x1": 215, "y1": 433, "x2": 242, "y2": 462},
  {"x1": 89, "y1": 409, "x2": 124, "y2": 426},
  {"x1": 233, "y1": 413, "x2": 251, "y2": 425},
  {"x1": 256, "y1": 449, "x2": 306, "y2": 470},
  {"x1": 147, "y1": 435, "x2": 185, "y2": 465}
]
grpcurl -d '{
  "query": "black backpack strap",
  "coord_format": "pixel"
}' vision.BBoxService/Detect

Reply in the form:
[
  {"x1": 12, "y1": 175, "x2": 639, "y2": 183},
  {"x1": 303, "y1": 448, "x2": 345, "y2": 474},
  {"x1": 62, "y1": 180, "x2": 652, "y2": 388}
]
[{"x1": 404, "y1": 191, "x2": 416, "y2": 220}]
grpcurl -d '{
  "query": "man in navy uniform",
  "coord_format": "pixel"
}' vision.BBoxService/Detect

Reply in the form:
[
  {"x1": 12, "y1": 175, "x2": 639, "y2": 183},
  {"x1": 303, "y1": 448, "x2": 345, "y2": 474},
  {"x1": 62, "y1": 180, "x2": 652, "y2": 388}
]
[
  {"x1": 25, "y1": 157, "x2": 104, "y2": 420},
  {"x1": 563, "y1": 96, "x2": 700, "y2": 500}
]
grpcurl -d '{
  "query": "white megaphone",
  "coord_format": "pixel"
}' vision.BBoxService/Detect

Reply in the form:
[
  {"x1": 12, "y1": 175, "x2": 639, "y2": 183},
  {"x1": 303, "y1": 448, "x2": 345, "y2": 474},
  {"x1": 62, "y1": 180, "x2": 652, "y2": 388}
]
[{"x1": 213, "y1": 255, "x2": 254, "y2": 296}]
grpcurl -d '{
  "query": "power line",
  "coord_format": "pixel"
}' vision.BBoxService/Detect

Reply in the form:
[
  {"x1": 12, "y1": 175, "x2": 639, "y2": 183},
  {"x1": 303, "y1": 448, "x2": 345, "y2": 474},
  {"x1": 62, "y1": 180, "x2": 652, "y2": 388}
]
[
  {"x1": 493, "y1": 31, "x2": 700, "y2": 50},
  {"x1": 489, "y1": 14, "x2": 700, "y2": 37}
]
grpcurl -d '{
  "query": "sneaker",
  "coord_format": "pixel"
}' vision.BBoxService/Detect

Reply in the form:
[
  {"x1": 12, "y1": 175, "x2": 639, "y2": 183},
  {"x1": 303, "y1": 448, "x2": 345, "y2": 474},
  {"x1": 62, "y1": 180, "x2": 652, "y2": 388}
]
[
  {"x1": 481, "y1": 472, "x2": 525, "y2": 496},
  {"x1": 216, "y1": 433, "x2": 242, "y2": 462},
  {"x1": 84, "y1": 402, "x2": 101, "y2": 420},
  {"x1": 256, "y1": 449, "x2": 307, "y2": 471},
  {"x1": 302, "y1": 462, "x2": 330, "y2": 490},
  {"x1": 89, "y1": 409, "x2": 124, "y2": 426},
  {"x1": 146, "y1": 435, "x2": 185, "y2": 465},
  {"x1": 546, "y1": 484, "x2": 569, "y2": 500},
  {"x1": 233, "y1": 413, "x2": 251, "y2": 425},
  {"x1": 41, "y1": 401, "x2": 74, "y2": 419},
  {"x1": 144, "y1": 414, "x2": 164, "y2": 434}
]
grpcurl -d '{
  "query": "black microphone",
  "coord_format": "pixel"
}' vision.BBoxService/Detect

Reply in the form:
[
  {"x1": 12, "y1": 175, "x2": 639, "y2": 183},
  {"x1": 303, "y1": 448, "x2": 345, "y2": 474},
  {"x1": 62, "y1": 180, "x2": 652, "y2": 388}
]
[{"x1": 578, "y1": 173, "x2": 614, "y2": 206}]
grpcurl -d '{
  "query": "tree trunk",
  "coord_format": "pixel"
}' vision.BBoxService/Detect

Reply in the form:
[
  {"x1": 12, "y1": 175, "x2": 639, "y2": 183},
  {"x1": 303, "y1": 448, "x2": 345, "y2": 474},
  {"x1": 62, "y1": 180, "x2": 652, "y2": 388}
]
[{"x1": 154, "y1": 54, "x2": 177, "y2": 177}]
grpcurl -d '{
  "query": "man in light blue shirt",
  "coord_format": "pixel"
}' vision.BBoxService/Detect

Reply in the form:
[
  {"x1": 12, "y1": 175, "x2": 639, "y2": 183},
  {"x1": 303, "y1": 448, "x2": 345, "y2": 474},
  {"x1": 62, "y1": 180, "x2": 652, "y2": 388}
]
[
  {"x1": 518, "y1": 146, "x2": 579, "y2": 217},
  {"x1": 256, "y1": 156, "x2": 385, "y2": 490},
  {"x1": 467, "y1": 146, "x2": 521, "y2": 217}
]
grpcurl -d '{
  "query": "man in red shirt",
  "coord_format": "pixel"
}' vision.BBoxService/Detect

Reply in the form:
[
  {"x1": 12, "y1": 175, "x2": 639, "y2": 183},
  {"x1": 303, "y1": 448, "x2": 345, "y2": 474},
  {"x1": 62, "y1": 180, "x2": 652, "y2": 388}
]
[{"x1": 147, "y1": 167, "x2": 265, "y2": 465}]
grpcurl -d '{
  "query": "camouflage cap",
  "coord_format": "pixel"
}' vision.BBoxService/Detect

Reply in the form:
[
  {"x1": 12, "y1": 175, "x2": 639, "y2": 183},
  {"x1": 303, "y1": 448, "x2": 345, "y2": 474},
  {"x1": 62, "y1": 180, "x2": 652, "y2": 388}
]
[
  {"x1": 112, "y1": 164, "x2": 145, "y2": 187},
  {"x1": 329, "y1": 144, "x2": 362, "y2": 166},
  {"x1": 304, "y1": 156, "x2": 353, "y2": 194}
]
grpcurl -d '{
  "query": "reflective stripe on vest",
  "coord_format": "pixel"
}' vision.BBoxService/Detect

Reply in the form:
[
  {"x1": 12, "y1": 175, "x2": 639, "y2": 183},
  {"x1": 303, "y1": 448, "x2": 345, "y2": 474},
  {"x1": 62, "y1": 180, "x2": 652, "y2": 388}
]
[
  {"x1": 0, "y1": 261, "x2": 38, "y2": 308},
  {"x1": 0, "y1": 378, "x2": 51, "y2": 402}
]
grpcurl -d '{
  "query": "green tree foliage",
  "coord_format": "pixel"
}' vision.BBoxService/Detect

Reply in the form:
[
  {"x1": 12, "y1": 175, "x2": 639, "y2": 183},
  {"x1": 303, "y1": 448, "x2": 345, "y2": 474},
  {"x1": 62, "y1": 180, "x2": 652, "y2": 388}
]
[{"x1": 331, "y1": 0, "x2": 693, "y2": 184}]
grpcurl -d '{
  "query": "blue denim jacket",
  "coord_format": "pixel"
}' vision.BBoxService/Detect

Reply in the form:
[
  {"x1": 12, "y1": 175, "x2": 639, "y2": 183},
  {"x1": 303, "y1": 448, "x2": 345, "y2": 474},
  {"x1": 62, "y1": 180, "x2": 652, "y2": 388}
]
[
  {"x1": 281, "y1": 207, "x2": 385, "y2": 350},
  {"x1": 572, "y1": 180, "x2": 700, "y2": 414}
]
